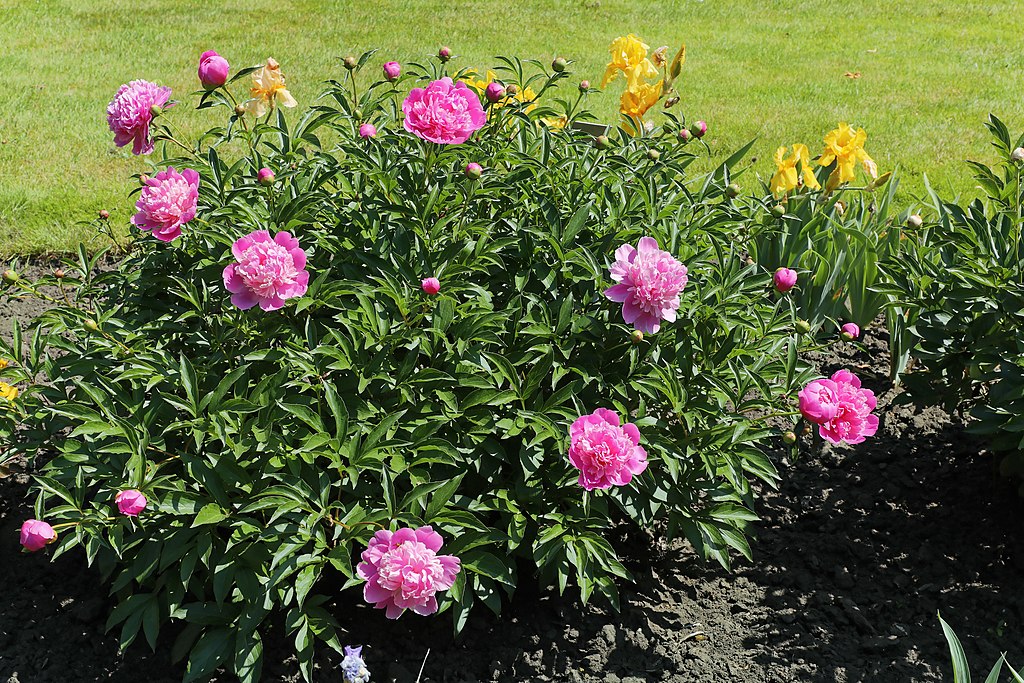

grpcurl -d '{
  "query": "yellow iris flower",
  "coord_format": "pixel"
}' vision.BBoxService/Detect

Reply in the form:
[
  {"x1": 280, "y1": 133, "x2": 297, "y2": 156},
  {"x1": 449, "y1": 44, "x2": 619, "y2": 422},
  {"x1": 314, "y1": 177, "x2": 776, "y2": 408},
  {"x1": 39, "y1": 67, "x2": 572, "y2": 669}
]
[
  {"x1": 770, "y1": 144, "x2": 820, "y2": 197},
  {"x1": 0, "y1": 382, "x2": 18, "y2": 402},
  {"x1": 539, "y1": 115, "x2": 568, "y2": 130},
  {"x1": 819, "y1": 123, "x2": 878, "y2": 190},
  {"x1": 602, "y1": 34, "x2": 659, "y2": 88},
  {"x1": 244, "y1": 57, "x2": 298, "y2": 117},
  {"x1": 462, "y1": 70, "x2": 537, "y2": 113},
  {"x1": 0, "y1": 359, "x2": 8, "y2": 369},
  {"x1": 619, "y1": 65, "x2": 663, "y2": 119}
]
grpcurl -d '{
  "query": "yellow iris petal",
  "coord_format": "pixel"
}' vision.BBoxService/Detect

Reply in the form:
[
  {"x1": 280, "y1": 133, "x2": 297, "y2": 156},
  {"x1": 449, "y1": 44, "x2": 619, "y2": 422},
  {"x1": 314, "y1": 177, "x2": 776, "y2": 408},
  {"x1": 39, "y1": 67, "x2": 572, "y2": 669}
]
[{"x1": 819, "y1": 122, "x2": 877, "y2": 189}]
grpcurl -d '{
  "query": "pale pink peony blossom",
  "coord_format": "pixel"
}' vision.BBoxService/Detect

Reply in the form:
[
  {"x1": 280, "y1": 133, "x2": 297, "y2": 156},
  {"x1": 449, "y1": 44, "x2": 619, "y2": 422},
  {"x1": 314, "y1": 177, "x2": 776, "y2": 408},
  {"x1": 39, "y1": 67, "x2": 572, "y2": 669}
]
[
  {"x1": 20, "y1": 519, "x2": 56, "y2": 552},
  {"x1": 604, "y1": 236, "x2": 688, "y2": 334},
  {"x1": 357, "y1": 526, "x2": 461, "y2": 619},
  {"x1": 774, "y1": 267, "x2": 798, "y2": 293},
  {"x1": 421, "y1": 277, "x2": 440, "y2": 295},
  {"x1": 402, "y1": 77, "x2": 486, "y2": 145},
  {"x1": 131, "y1": 166, "x2": 199, "y2": 242},
  {"x1": 359, "y1": 123, "x2": 378, "y2": 138},
  {"x1": 115, "y1": 489, "x2": 148, "y2": 516},
  {"x1": 107, "y1": 80, "x2": 173, "y2": 155},
  {"x1": 223, "y1": 230, "x2": 309, "y2": 311},
  {"x1": 383, "y1": 61, "x2": 401, "y2": 81},
  {"x1": 568, "y1": 408, "x2": 648, "y2": 491},
  {"x1": 198, "y1": 50, "x2": 230, "y2": 89}
]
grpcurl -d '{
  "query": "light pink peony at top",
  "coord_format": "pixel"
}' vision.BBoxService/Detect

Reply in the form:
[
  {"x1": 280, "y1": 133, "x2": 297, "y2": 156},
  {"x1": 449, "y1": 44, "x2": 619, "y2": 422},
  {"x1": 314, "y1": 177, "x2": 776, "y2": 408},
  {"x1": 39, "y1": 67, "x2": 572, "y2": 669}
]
[
  {"x1": 115, "y1": 489, "x2": 148, "y2": 516},
  {"x1": 131, "y1": 166, "x2": 199, "y2": 242},
  {"x1": 357, "y1": 526, "x2": 461, "y2": 619},
  {"x1": 604, "y1": 236, "x2": 688, "y2": 334},
  {"x1": 107, "y1": 80, "x2": 173, "y2": 155},
  {"x1": 223, "y1": 230, "x2": 309, "y2": 311},
  {"x1": 568, "y1": 408, "x2": 648, "y2": 491},
  {"x1": 774, "y1": 267, "x2": 798, "y2": 293},
  {"x1": 800, "y1": 370, "x2": 878, "y2": 444},
  {"x1": 20, "y1": 519, "x2": 56, "y2": 552},
  {"x1": 402, "y1": 77, "x2": 486, "y2": 145}
]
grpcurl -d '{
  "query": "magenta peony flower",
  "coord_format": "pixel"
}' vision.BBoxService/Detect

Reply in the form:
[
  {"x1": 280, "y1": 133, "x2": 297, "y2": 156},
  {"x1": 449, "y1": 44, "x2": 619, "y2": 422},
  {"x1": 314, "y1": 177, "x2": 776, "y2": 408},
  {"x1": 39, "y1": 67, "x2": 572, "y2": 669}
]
[
  {"x1": 421, "y1": 277, "x2": 440, "y2": 295},
  {"x1": 798, "y1": 378, "x2": 841, "y2": 424},
  {"x1": 359, "y1": 123, "x2": 378, "y2": 138},
  {"x1": 257, "y1": 167, "x2": 275, "y2": 186},
  {"x1": 357, "y1": 526, "x2": 461, "y2": 619},
  {"x1": 131, "y1": 166, "x2": 199, "y2": 242},
  {"x1": 604, "y1": 236, "x2": 688, "y2": 334},
  {"x1": 693, "y1": 120, "x2": 708, "y2": 138},
  {"x1": 568, "y1": 408, "x2": 648, "y2": 491},
  {"x1": 817, "y1": 369, "x2": 878, "y2": 444},
  {"x1": 223, "y1": 230, "x2": 309, "y2": 311},
  {"x1": 107, "y1": 80, "x2": 173, "y2": 155},
  {"x1": 20, "y1": 519, "x2": 56, "y2": 552},
  {"x1": 198, "y1": 50, "x2": 230, "y2": 89},
  {"x1": 402, "y1": 77, "x2": 486, "y2": 145},
  {"x1": 484, "y1": 81, "x2": 505, "y2": 103},
  {"x1": 115, "y1": 489, "x2": 148, "y2": 517},
  {"x1": 383, "y1": 61, "x2": 401, "y2": 81},
  {"x1": 774, "y1": 267, "x2": 798, "y2": 293},
  {"x1": 841, "y1": 322, "x2": 861, "y2": 340}
]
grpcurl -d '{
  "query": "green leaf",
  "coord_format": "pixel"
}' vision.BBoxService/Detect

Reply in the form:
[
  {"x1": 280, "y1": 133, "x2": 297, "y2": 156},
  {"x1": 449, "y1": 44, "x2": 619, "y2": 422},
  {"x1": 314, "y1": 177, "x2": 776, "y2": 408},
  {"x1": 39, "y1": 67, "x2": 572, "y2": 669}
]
[{"x1": 192, "y1": 504, "x2": 228, "y2": 527}]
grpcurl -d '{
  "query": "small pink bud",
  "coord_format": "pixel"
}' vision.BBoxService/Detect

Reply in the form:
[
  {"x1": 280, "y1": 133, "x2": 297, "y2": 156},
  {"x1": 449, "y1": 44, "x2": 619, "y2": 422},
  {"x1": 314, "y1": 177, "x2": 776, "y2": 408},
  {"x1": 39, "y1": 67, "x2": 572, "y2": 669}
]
[
  {"x1": 579, "y1": 80, "x2": 590, "y2": 91},
  {"x1": 257, "y1": 167, "x2": 275, "y2": 186},
  {"x1": 464, "y1": 162, "x2": 483, "y2": 180},
  {"x1": 383, "y1": 61, "x2": 401, "y2": 81},
  {"x1": 198, "y1": 50, "x2": 230, "y2": 90},
  {"x1": 359, "y1": 123, "x2": 378, "y2": 138},
  {"x1": 678, "y1": 128, "x2": 692, "y2": 142},
  {"x1": 484, "y1": 82, "x2": 506, "y2": 103},
  {"x1": 630, "y1": 330, "x2": 644, "y2": 344},
  {"x1": 692, "y1": 120, "x2": 707, "y2": 138},
  {"x1": 438, "y1": 46, "x2": 452, "y2": 61},
  {"x1": 98, "y1": 209, "x2": 110, "y2": 220},
  {"x1": 19, "y1": 519, "x2": 56, "y2": 552},
  {"x1": 841, "y1": 322, "x2": 861, "y2": 340},
  {"x1": 774, "y1": 267, "x2": 798, "y2": 293},
  {"x1": 782, "y1": 431, "x2": 797, "y2": 445},
  {"x1": 115, "y1": 489, "x2": 148, "y2": 517},
  {"x1": 421, "y1": 277, "x2": 441, "y2": 295}
]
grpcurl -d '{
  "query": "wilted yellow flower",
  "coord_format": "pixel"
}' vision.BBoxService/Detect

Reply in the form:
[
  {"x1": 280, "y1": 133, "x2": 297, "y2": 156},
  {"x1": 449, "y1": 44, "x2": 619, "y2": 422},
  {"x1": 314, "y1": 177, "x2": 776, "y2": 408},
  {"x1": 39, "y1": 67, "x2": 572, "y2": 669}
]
[
  {"x1": 819, "y1": 122, "x2": 877, "y2": 190},
  {"x1": 602, "y1": 34, "x2": 659, "y2": 88},
  {"x1": 0, "y1": 359, "x2": 8, "y2": 370},
  {"x1": 244, "y1": 58, "x2": 298, "y2": 117},
  {"x1": 619, "y1": 65, "x2": 662, "y2": 119},
  {"x1": 461, "y1": 70, "x2": 537, "y2": 113},
  {"x1": 770, "y1": 144, "x2": 821, "y2": 197},
  {"x1": 0, "y1": 382, "x2": 17, "y2": 402}
]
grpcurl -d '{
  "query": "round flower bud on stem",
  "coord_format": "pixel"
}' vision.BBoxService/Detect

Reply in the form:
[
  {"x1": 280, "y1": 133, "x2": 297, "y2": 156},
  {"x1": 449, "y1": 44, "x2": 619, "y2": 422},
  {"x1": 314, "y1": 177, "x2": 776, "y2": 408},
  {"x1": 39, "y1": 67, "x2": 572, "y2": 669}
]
[
  {"x1": 782, "y1": 431, "x2": 797, "y2": 445},
  {"x1": 726, "y1": 183, "x2": 741, "y2": 198},
  {"x1": 906, "y1": 214, "x2": 923, "y2": 229},
  {"x1": 98, "y1": 209, "x2": 110, "y2": 220},
  {"x1": 678, "y1": 128, "x2": 692, "y2": 142},
  {"x1": 343, "y1": 56, "x2": 358, "y2": 71},
  {"x1": 257, "y1": 167, "x2": 275, "y2": 186},
  {"x1": 84, "y1": 319, "x2": 99, "y2": 332},
  {"x1": 692, "y1": 120, "x2": 707, "y2": 138},
  {"x1": 1012, "y1": 147, "x2": 1024, "y2": 162},
  {"x1": 579, "y1": 80, "x2": 590, "y2": 92},
  {"x1": 630, "y1": 330, "x2": 644, "y2": 344},
  {"x1": 464, "y1": 163, "x2": 483, "y2": 180},
  {"x1": 2, "y1": 270, "x2": 19, "y2": 284},
  {"x1": 421, "y1": 277, "x2": 441, "y2": 295},
  {"x1": 383, "y1": 61, "x2": 401, "y2": 81},
  {"x1": 505, "y1": 84, "x2": 519, "y2": 97},
  {"x1": 484, "y1": 82, "x2": 505, "y2": 103},
  {"x1": 552, "y1": 57, "x2": 568, "y2": 73},
  {"x1": 438, "y1": 46, "x2": 452, "y2": 62},
  {"x1": 149, "y1": 104, "x2": 163, "y2": 118},
  {"x1": 647, "y1": 149, "x2": 660, "y2": 161},
  {"x1": 594, "y1": 135, "x2": 611, "y2": 150},
  {"x1": 54, "y1": 268, "x2": 65, "y2": 279},
  {"x1": 234, "y1": 103, "x2": 246, "y2": 117},
  {"x1": 796, "y1": 319, "x2": 811, "y2": 335},
  {"x1": 771, "y1": 204, "x2": 786, "y2": 218}
]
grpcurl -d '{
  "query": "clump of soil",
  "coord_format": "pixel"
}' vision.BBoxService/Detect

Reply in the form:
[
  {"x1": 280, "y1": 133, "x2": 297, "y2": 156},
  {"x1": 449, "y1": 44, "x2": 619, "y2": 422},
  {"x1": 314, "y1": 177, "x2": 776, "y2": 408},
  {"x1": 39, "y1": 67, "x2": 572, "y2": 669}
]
[{"x1": 1, "y1": 297, "x2": 1020, "y2": 683}]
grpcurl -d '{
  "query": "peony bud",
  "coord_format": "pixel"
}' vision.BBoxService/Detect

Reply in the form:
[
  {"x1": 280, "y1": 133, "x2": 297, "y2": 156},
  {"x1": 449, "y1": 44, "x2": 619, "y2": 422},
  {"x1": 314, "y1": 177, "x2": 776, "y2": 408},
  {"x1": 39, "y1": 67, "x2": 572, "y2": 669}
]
[
  {"x1": 115, "y1": 489, "x2": 148, "y2": 517},
  {"x1": 421, "y1": 277, "x2": 441, "y2": 295},
  {"x1": 663, "y1": 95, "x2": 680, "y2": 109},
  {"x1": 647, "y1": 149, "x2": 660, "y2": 161},
  {"x1": 438, "y1": 46, "x2": 452, "y2": 62},
  {"x1": 257, "y1": 167, "x2": 275, "y2": 186},
  {"x1": 678, "y1": 128, "x2": 692, "y2": 142},
  {"x1": 773, "y1": 267, "x2": 798, "y2": 293},
  {"x1": 2, "y1": 270, "x2": 18, "y2": 284},
  {"x1": 1012, "y1": 147, "x2": 1024, "y2": 162},
  {"x1": 19, "y1": 519, "x2": 57, "y2": 552},
  {"x1": 98, "y1": 209, "x2": 110, "y2": 220},
  {"x1": 343, "y1": 56, "x2": 358, "y2": 71},
  {"x1": 906, "y1": 214, "x2": 923, "y2": 229},
  {"x1": 841, "y1": 322, "x2": 861, "y2": 341},
  {"x1": 359, "y1": 123, "x2": 377, "y2": 138},
  {"x1": 149, "y1": 104, "x2": 163, "y2": 118},
  {"x1": 692, "y1": 120, "x2": 707, "y2": 138},
  {"x1": 84, "y1": 319, "x2": 99, "y2": 332},
  {"x1": 579, "y1": 80, "x2": 590, "y2": 92},
  {"x1": 771, "y1": 204, "x2": 786, "y2": 218},
  {"x1": 505, "y1": 84, "x2": 519, "y2": 97},
  {"x1": 796, "y1": 319, "x2": 811, "y2": 334},
  {"x1": 726, "y1": 183, "x2": 741, "y2": 198},
  {"x1": 552, "y1": 57, "x2": 568, "y2": 73},
  {"x1": 464, "y1": 162, "x2": 483, "y2": 180},
  {"x1": 198, "y1": 50, "x2": 230, "y2": 89},
  {"x1": 383, "y1": 61, "x2": 401, "y2": 81},
  {"x1": 594, "y1": 135, "x2": 611, "y2": 150},
  {"x1": 630, "y1": 330, "x2": 644, "y2": 344},
  {"x1": 782, "y1": 431, "x2": 797, "y2": 445},
  {"x1": 484, "y1": 82, "x2": 505, "y2": 103},
  {"x1": 234, "y1": 103, "x2": 246, "y2": 117},
  {"x1": 54, "y1": 268, "x2": 65, "y2": 279}
]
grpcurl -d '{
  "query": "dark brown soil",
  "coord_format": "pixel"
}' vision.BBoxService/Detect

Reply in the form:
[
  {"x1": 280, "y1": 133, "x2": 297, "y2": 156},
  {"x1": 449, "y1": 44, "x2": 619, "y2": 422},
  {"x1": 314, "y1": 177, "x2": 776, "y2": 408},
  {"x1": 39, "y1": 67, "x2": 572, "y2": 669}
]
[{"x1": 1, "y1": 296, "x2": 1021, "y2": 683}]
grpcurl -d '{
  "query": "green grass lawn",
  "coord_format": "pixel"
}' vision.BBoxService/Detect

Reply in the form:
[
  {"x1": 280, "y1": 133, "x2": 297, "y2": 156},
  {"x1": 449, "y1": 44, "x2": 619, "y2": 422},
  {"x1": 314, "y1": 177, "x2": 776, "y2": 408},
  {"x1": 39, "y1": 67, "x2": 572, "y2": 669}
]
[{"x1": 4, "y1": 0, "x2": 1023, "y2": 255}]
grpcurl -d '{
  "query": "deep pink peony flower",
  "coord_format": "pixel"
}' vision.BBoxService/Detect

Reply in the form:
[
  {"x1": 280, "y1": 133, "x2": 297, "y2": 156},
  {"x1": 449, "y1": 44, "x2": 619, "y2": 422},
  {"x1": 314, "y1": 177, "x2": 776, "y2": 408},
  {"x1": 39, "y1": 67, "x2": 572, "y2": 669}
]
[
  {"x1": 841, "y1": 322, "x2": 861, "y2": 340},
  {"x1": 359, "y1": 123, "x2": 378, "y2": 138},
  {"x1": 818, "y1": 369, "x2": 878, "y2": 444},
  {"x1": 798, "y1": 378, "x2": 841, "y2": 424},
  {"x1": 198, "y1": 50, "x2": 230, "y2": 89},
  {"x1": 774, "y1": 267, "x2": 798, "y2": 293},
  {"x1": 257, "y1": 167, "x2": 275, "y2": 186},
  {"x1": 568, "y1": 408, "x2": 648, "y2": 491},
  {"x1": 107, "y1": 80, "x2": 173, "y2": 155},
  {"x1": 20, "y1": 519, "x2": 56, "y2": 552},
  {"x1": 223, "y1": 230, "x2": 309, "y2": 311},
  {"x1": 383, "y1": 61, "x2": 401, "y2": 81},
  {"x1": 484, "y1": 82, "x2": 505, "y2": 103},
  {"x1": 357, "y1": 526, "x2": 461, "y2": 619},
  {"x1": 421, "y1": 277, "x2": 440, "y2": 295},
  {"x1": 131, "y1": 166, "x2": 199, "y2": 242},
  {"x1": 402, "y1": 77, "x2": 486, "y2": 145},
  {"x1": 115, "y1": 489, "x2": 148, "y2": 517},
  {"x1": 604, "y1": 236, "x2": 688, "y2": 334}
]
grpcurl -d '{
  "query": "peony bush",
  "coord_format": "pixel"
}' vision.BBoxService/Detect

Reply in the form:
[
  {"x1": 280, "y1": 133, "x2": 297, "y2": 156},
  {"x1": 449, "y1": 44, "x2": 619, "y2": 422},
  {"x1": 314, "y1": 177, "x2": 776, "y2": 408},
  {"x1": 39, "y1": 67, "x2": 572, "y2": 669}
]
[{"x1": 0, "y1": 41, "x2": 879, "y2": 681}]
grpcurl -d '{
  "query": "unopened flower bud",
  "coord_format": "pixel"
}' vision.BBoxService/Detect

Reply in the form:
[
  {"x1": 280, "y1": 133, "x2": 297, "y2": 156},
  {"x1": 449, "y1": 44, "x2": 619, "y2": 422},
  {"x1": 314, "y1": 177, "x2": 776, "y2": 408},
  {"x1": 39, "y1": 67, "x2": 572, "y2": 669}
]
[
  {"x1": 359, "y1": 123, "x2": 377, "y2": 138},
  {"x1": 726, "y1": 183, "x2": 741, "y2": 198},
  {"x1": 841, "y1": 322, "x2": 860, "y2": 340},
  {"x1": 678, "y1": 128, "x2": 692, "y2": 142},
  {"x1": 234, "y1": 103, "x2": 246, "y2": 117},
  {"x1": 98, "y1": 209, "x2": 110, "y2": 220},
  {"x1": 745, "y1": 257, "x2": 755, "y2": 267},
  {"x1": 594, "y1": 135, "x2": 611, "y2": 150},
  {"x1": 54, "y1": 268, "x2": 65, "y2": 279},
  {"x1": 438, "y1": 46, "x2": 452, "y2": 62},
  {"x1": 552, "y1": 57, "x2": 568, "y2": 73},
  {"x1": 464, "y1": 162, "x2": 483, "y2": 180},
  {"x1": 692, "y1": 120, "x2": 707, "y2": 138},
  {"x1": 2, "y1": 270, "x2": 18, "y2": 284},
  {"x1": 149, "y1": 104, "x2": 163, "y2": 118},
  {"x1": 782, "y1": 431, "x2": 797, "y2": 445},
  {"x1": 505, "y1": 84, "x2": 519, "y2": 97},
  {"x1": 484, "y1": 82, "x2": 505, "y2": 103},
  {"x1": 257, "y1": 167, "x2": 275, "y2": 186},
  {"x1": 383, "y1": 61, "x2": 401, "y2": 81},
  {"x1": 630, "y1": 330, "x2": 644, "y2": 344},
  {"x1": 906, "y1": 214, "x2": 923, "y2": 229},
  {"x1": 343, "y1": 56, "x2": 358, "y2": 71},
  {"x1": 1012, "y1": 147, "x2": 1024, "y2": 162},
  {"x1": 796, "y1": 319, "x2": 811, "y2": 335},
  {"x1": 421, "y1": 277, "x2": 441, "y2": 295},
  {"x1": 19, "y1": 519, "x2": 57, "y2": 552},
  {"x1": 663, "y1": 95, "x2": 680, "y2": 109},
  {"x1": 647, "y1": 149, "x2": 660, "y2": 161},
  {"x1": 84, "y1": 319, "x2": 99, "y2": 332},
  {"x1": 579, "y1": 80, "x2": 590, "y2": 92},
  {"x1": 771, "y1": 204, "x2": 786, "y2": 218}
]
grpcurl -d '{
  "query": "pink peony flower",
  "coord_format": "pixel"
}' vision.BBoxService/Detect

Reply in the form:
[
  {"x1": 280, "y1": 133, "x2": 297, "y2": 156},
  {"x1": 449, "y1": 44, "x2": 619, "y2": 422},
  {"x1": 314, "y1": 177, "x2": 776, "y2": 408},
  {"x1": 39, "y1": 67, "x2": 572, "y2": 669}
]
[
  {"x1": 115, "y1": 489, "x2": 147, "y2": 516},
  {"x1": 198, "y1": 50, "x2": 230, "y2": 89},
  {"x1": 818, "y1": 369, "x2": 878, "y2": 444},
  {"x1": 421, "y1": 277, "x2": 440, "y2": 295},
  {"x1": 464, "y1": 162, "x2": 483, "y2": 179},
  {"x1": 604, "y1": 236, "x2": 688, "y2": 334},
  {"x1": 568, "y1": 408, "x2": 648, "y2": 491},
  {"x1": 798, "y1": 378, "x2": 841, "y2": 424},
  {"x1": 223, "y1": 230, "x2": 309, "y2": 311},
  {"x1": 131, "y1": 166, "x2": 199, "y2": 242},
  {"x1": 693, "y1": 120, "x2": 707, "y2": 138},
  {"x1": 20, "y1": 519, "x2": 56, "y2": 552},
  {"x1": 357, "y1": 526, "x2": 461, "y2": 619},
  {"x1": 359, "y1": 123, "x2": 378, "y2": 138},
  {"x1": 402, "y1": 77, "x2": 486, "y2": 145},
  {"x1": 484, "y1": 82, "x2": 505, "y2": 103},
  {"x1": 107, "y1": 80, "x2": 173, "y2": 155},
  {"x1": 257, "y1": 167, "x2": 275, "y2": 186},
  {"x1": 774, "y1": 267, "x2": 798, "y2": 293},
  {"x1": 841, "y1": 322, "x2": 861, "y2": 340},
  {"x1": 383, "y1": 61, "x2": 401, "y2": 81}
]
